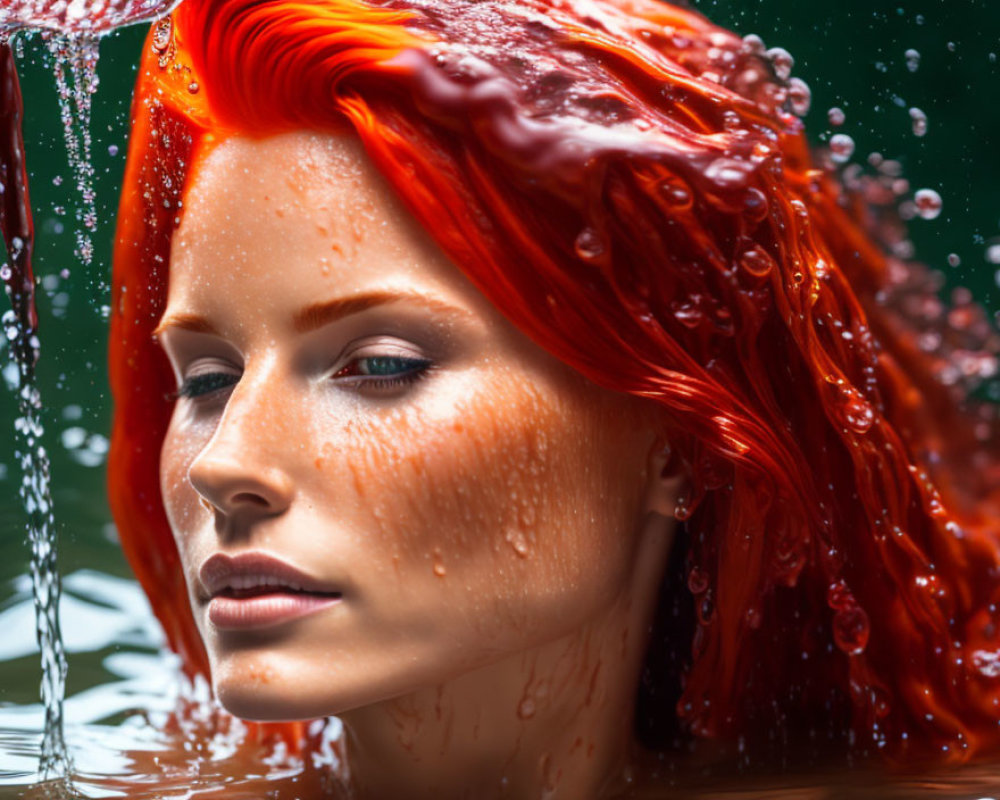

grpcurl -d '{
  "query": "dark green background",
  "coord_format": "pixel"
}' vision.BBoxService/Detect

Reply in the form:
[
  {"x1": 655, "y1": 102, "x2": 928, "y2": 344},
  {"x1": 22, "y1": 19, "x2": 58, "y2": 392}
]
[{"x1": 1, "y1": 0, "x2": 998, "y2": 592}]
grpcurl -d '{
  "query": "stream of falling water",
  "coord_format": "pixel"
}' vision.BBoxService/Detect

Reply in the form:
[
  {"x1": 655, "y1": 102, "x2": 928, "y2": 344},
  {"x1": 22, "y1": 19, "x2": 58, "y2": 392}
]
[
  {"x1": 0, "y1": 37, "x2": 71, "y2": 785},
  {"x1": 0, "y1": 3, "x2": 179, "y2": 789}
]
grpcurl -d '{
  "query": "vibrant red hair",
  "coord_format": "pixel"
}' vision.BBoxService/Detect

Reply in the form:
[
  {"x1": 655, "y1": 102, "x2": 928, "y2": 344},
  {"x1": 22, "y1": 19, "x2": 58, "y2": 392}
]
[{"x1": 110, "y1": 0, "x2": 1000, "y2": 763}]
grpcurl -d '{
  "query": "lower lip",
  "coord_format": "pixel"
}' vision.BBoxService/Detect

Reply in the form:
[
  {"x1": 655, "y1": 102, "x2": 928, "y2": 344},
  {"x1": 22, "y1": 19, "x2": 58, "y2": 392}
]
[{"x1": 207, "y1": 593, "x2": 341, "y2": 630}]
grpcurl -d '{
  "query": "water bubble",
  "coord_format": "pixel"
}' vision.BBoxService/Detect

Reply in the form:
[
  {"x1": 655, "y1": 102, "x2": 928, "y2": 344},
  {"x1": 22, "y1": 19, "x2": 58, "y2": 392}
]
[
  {"x1": 827, "y1": 106, "x2": 845, "y2": 127},
  {"x1": 909, "y1": 107, "x2": 927, "y2": 137},
  {"x1": 0, "y1": 263, "x2": 10, "y2": 282},
  {"x1": 107, "y1": 143, "x2": 118, "y2": 156},
  {"x1": 766, "y1": 46, "x2": 794, "y2": 81},
  {"x1": 914, "y1": 188, "x2": 942, "y2": 220},
  {"x1": 985, "y1": 243, "x2": 1000, "y2": 265},
  {"x1": 947, "y1": 253, "x2": 961, "y2": 268},
  {"x1": 905, "y1": 48, "x2": 921, "y2": 72},
  {"x1": 829, "y1": 133, "x2": 855, "y2": 164}
]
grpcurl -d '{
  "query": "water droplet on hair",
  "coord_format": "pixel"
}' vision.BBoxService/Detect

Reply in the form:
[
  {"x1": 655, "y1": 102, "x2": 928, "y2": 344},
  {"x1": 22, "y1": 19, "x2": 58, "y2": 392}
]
[
  {"x1": 829, "y1": 133, "x2": 855, "y2": 164},
  {"x1": 909, "y1": 107, "x2": 927, "y2": 137},
  {"x1": 687, "y1": 566, "x2": 709, "y2": 595},
  {"x1": 574, "y1": 227, "x2": 605, "y2": 260},
  {"x1": 739, "y1": 246, "x2": 775, "y2": 278},
  {"x1": 704, "y1": 157, "x2": 753, "y2": 190},
  {"x1": 833, "y1": 605, "x2": 870, "y2": 656},
  {"x1": 766, "y1": 46, "x2": 794, "y2": 81},
  {"x1": 914, "y1": 188, "x2": 942, "y2": 220},
  {"x1": 672, "y1": 302, "x2": 702, "y2": 329},
  {"x1": 786, "y1": 77, "x2": 811, "y2": 116}
]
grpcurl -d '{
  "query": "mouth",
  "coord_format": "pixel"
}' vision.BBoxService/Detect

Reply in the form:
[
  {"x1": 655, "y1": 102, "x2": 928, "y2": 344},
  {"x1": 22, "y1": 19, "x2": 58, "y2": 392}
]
[{"x1": 199, "y1": 551, "x2": 342, "y2": 630}]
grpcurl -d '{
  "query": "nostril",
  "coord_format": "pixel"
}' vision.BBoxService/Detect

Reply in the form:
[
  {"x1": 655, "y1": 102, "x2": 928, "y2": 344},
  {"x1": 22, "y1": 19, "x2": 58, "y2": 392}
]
[{"x1": 231, "y1": 491, "x2": 271, "y2": 508}]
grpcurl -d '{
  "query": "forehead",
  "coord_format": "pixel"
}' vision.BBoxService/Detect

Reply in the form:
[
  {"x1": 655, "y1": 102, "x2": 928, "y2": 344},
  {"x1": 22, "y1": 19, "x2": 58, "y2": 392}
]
[{"x1": 165, "y1": 131, "x2": 480, "y2": 318}]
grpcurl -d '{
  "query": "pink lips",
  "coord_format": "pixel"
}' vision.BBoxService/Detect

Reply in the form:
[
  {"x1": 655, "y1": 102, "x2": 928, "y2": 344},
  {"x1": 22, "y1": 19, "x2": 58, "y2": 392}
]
[{"x1": 199, "y1": 551, "x2": 341, "y2": 630}]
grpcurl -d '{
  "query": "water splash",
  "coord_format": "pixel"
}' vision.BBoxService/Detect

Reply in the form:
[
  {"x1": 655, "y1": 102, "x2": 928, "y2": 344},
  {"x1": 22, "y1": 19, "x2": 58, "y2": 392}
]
[{"x1": 47, "y1": 31, "x2": 100, "y2": 275}]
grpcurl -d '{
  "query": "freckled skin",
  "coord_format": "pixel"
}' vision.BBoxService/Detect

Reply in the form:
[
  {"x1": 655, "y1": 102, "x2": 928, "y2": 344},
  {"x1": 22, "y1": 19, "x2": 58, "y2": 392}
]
[{"x1": 159, "y1": 131, "x2": 681, "y2": 799}]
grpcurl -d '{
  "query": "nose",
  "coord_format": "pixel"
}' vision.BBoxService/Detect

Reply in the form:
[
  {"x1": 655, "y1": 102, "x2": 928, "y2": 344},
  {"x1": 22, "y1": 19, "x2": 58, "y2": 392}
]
[{"x1": 187, "y1": 376, "x2": 295, "y2": 522}]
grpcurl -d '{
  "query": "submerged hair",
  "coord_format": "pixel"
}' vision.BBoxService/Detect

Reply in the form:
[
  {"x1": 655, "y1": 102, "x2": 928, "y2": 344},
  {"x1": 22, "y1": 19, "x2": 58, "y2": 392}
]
[{"x1": 110, "y1": 0, "x2": 1000, "y2": 761}]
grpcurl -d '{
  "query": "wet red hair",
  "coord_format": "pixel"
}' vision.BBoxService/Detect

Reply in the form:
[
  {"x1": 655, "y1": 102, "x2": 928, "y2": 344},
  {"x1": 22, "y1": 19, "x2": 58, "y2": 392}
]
[{"x1": 110, "y1": 0, "x2": 1000, "y2": 762}]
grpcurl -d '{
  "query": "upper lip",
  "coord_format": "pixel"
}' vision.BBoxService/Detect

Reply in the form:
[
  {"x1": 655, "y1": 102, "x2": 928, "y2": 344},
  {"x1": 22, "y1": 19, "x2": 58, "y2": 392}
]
[{"x1": 199, "y1": 551, "x2": 340, "y2": 599}]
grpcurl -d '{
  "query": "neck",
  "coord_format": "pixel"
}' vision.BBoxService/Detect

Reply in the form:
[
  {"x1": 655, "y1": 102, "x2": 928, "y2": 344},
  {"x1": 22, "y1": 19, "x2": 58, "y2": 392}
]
[{"x1": 336, "y1": 575, "x2": 661, "y2": 799}]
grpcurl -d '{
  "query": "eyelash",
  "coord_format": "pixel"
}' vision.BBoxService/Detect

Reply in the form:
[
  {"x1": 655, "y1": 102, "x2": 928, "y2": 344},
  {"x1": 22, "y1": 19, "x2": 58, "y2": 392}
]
[{"x1": 176, "y1": 356, "x2": 433, "y2": 400}]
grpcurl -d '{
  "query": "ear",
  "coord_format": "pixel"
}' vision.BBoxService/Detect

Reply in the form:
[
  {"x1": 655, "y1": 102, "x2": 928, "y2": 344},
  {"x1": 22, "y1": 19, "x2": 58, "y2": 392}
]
[{"x1": 641, "y1": 437, "x2": 686, "y2": 519}]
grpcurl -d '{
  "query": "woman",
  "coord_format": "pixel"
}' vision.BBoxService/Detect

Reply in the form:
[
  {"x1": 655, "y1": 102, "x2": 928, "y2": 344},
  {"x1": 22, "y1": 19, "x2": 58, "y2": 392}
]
[{"x1": 108, "y1": 0, "x2": 1000, "y2": 794}]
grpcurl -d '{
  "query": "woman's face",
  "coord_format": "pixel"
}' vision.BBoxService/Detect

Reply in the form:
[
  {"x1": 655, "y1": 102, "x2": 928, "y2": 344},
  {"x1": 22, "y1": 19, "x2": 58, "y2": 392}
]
[{"x1": 159, "y1": 131, "x2": 664, "y2": 721}]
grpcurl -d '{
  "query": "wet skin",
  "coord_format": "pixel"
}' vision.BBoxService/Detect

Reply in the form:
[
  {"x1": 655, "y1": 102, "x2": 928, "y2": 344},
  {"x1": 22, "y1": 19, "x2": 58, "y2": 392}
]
[{"x1": 158, "y1": 131, "x2": 680, "y2": 799}]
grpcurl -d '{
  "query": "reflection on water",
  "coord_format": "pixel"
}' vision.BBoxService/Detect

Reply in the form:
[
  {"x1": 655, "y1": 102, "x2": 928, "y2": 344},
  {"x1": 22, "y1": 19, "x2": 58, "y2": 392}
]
[
  {"x1": 0, "y1": 569, "x2": 340, "y2": 798},
  {"x1": 2, "y1": 572, "x2": 1000, "y2": 798}
]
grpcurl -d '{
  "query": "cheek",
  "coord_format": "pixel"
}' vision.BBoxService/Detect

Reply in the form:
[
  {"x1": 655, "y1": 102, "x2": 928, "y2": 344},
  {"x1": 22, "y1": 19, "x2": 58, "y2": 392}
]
[
  {"x1": 160, "y1": 415, "x2": 210, "y2": 544},
  {"x1": 313, "y1": 370, "x2": 645, "y2": 632}
]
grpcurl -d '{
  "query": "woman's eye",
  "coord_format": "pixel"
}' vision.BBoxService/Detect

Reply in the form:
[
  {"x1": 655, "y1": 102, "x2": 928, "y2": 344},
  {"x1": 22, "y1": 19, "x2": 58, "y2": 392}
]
[
  {"x1": 333, "y1": 355, "x2": 433, "y2": 389},
  {"x1": 178, "y1": 372, "x2": 240, "y2": 399}
]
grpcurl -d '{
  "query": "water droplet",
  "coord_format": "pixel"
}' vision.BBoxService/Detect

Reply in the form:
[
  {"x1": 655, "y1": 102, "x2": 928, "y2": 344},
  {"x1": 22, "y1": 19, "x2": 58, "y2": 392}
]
[
  {"x1": 672, "y1": 302, "x2": 702, "y2": 328},
  {"x1": 947, "y1": 253, "x2": 961, "y2": 268},
  {"x1": 574, "y1": 227, "x2": 605, "y2": 261},
  {"x1": 187, "y1": 81, "x2": 200, "y2": 94},
  {"x1": 741, "y1": 34, "x2": 766, "y2": 56},
  {"x1": 0, "y1": 264, "x2": 10, "y2": 282},
  {"x1": 833, "y1": 605, "x2": 870, "y2": 656},
  {"x1": 151, "y1": 17, "x2": 173, "y2": 53},
  {"x1": 905, "y1": 48, "x2": 921, "y2": 72},
  {"x1": 505, "y1": 528, "x2": 529, "y2": 558},
  {"x1": 914, "y1": 188, "x2": 942, "y2": 220},
  {"x1": 107, "y1": 143, "x2": 118, "y2": 156},
  {"x1": 785, "y1": 77, "x2": 810, "y2": 116},
  {"x1": 518, "y1": 696, "x2": 536, "y2": 719},
  {"x1": 985, "y1": 243, "x2": 1000, "y2": 265},
  {"x1": 844, "y1": 393, "x2": 875, "y2": 434},
  {"x1": 909, "y1": 107, "x2": 927, "y2": 137},
  {"x1": 704, "y1": 157, "x2": 753, "y2": 190},
  {"x1": 687, "y1": 566, "x2": 709, "y2": 595},
  {"x1": 766, "y1": 46, "x2": 794, "y2": 81},
  {"x1": 739, "y1": 246, "x2": 775, "y2": 278},
  {"x1": 659, "y1": 179, "x2": 691, "y2": 209},
  {"x1": 827, "y1": 106, "x2": 845, "y2": 127},
  {"x1": 829, "y1": 133, "x2": 855, "y2": 164}
]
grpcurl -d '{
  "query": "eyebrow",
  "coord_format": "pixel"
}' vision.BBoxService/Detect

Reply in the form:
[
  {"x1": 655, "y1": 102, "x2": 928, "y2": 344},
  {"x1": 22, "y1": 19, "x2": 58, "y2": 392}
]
[{"x1": 153, "y1": 290, "x2": 474, "y2": 338}]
